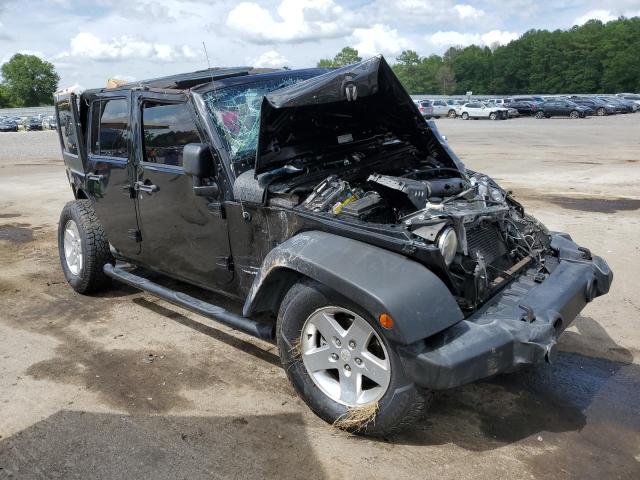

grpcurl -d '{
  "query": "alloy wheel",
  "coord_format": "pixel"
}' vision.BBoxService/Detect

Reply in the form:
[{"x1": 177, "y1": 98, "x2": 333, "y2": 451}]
[
  {"x1": 63, "y1": 219, "x2": 83, "y2": 276},
  {"x1": 300, "y1": 306, "x2": 391, "y2": 407}
]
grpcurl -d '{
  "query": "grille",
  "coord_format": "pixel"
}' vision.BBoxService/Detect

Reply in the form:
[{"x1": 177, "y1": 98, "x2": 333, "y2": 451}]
[{"x1": 466, "y1": 224, "x2": 507, "y2": 264}]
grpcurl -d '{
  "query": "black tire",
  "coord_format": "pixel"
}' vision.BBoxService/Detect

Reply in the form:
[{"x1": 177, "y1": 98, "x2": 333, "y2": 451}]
[
  {"x1": 596, "y1": 107, "x2": 606, "y2": 116},
  {"x1": 569, "y1": 110, "x2": 580, "y2": 119},
  {"x1": 489, "y1": 112, "x2": 497, "y2": 120},
  {"x1": 447, "y1": 109, "x2": 457, "y2": 118},
  {"x1": 535, "y1": 111, "x2": 545, "y2": 119},
  {"x1": 461, "y1": 112, "x2": 469, "y2": 120},
  {"x1": 58, "y1": 199, "x2": 114, "y2": 294},
  {"x1": 277, "y1": 280, "x2": 429, "y2": 437}
]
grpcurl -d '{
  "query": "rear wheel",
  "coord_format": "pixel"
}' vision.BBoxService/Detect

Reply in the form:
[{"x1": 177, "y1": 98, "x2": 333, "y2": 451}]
[
  {"x1": 58, "y1": 200, "x2": 114, "y2": 294},
  {"x1": 461, "y1": 112, "x2": 469, "y2": 120},
  {"x1": 596, "y1": 107, "x2": 606, "y2": 116},
  {"x1": 447, "y1": 109, "x2": 457, "y2": 118},
  {"x1": 489, "y1": 112, "x2": 497, "y2": 120},
  {"x1": 535, "y1": 111, "x2": 545, "y2": 119},
  {"x1": 569, "y1": 110, "x2": 580, "y2": 119},
  {"x1": 277, "y1": 280, "x2": 429, "y2": 436}
]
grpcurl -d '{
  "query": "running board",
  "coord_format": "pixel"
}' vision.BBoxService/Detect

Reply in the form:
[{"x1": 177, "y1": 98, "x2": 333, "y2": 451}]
[{"x1": 103, "y1": 264, "x2": 274, "y2": 340}]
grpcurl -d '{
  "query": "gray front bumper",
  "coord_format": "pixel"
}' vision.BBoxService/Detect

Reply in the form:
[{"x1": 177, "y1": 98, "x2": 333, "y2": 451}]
[{"x1": 404, "y1": 234, "x2": 613, "y2": 390}]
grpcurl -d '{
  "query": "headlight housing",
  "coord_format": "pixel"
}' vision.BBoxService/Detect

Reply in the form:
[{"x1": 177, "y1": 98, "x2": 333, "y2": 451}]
[{"x1": 437, "y1": 227, "x2": 458, "y2": 266}]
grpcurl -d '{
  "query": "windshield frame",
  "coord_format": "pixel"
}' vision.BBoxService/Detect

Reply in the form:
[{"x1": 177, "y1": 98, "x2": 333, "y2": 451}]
[{"x1": 197, "y1": 70, "x2": 325, "y2": 178}]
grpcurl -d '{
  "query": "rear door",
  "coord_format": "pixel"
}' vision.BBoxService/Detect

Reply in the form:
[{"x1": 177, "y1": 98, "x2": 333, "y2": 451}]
[
  {"x1": 132, "y1": 91, "x2": 234, "y2": 288},
  {"x1": 85, "y1": 93, "x2": 141, "y2": 258}
]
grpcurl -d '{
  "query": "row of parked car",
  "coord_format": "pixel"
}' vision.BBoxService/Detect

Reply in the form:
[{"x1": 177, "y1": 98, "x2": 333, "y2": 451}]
[
  {"x1": 0, "y1": 114, "x2": 57, "y2": 132},
  {"x1": 414, "y1": 93, "x2": 640, "y2": 121}
]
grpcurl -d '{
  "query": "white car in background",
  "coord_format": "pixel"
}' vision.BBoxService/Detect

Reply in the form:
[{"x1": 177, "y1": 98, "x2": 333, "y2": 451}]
[{"x1": 459, "y1": 102, "x2": 509, "y2": 120}]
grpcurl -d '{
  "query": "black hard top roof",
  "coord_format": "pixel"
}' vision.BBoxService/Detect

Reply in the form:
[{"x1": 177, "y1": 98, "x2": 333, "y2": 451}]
[{"x1": 80, "y1": 66, "x2": 330, "y2": 98}]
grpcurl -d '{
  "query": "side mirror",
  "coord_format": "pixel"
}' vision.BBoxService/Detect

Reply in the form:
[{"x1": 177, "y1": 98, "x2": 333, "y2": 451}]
[
  {"x1": 182, "y1": 143, "x2": 219, "y2": 198},
  {"x1": 183, "y1": 143, "x2": 212, "y2": 178}
]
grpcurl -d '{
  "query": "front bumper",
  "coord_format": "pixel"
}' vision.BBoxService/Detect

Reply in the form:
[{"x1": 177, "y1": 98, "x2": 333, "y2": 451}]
[{"x1": 404, "y1": 234, "x2": 613, "y2": 390}]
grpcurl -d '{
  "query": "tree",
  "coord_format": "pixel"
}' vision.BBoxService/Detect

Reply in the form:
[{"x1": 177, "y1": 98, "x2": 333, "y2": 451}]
[
  {"x1": 0, "y1": 84, "x2": 10, "y2": 108},
  {"x1": 1, "y1": 54, "x2": 60, "y2": 107},
  {"x1": 317, "y1": 47, "x2": 362, "y2": 68}
]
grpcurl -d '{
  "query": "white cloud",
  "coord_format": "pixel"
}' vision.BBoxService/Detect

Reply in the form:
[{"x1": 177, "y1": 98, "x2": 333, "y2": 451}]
[
  {"x1": 454, "y1": 4, "x2": 484, "y2": 19},
  {"x1": 352, "y1": 24, "x2": 413, "y2": 58},
  {"x1": 573, "y1": 9, "x2": 617, "y2": 25},
  {"x1": 58, "y1": 32, "x2": 198, "y2": 61},
  {"x1": 252, "y1": 50, "x2": 289, "y2": 68},
  {"x1": 226, "y1": 0, "x2": 350, "y2": 43},
  {"x1": 429, "y1": 30, "x2": 519, "y2": 48}
]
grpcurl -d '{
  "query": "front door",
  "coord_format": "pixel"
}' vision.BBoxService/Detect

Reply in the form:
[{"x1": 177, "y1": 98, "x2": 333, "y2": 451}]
[{"x1": 132, "y1": 91, "x2": 233, "y2": 289}]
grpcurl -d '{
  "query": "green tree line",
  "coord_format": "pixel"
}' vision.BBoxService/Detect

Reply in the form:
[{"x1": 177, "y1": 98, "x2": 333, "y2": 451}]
[
  {"x1": 319, "y1": 17, "x2": 640, "y2": 95},
  {"x1": 0, "y1": 54, "x2": 59, "y2": 108}
]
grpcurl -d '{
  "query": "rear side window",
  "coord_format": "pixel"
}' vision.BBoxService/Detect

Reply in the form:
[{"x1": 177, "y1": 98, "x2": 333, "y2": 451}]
[
  {"x1": 142, "y1": 102, "x2": 201, "y2": 167},
  {"x1": 57, "y1": 100, "x2": 78, "y2": 155},
  {"x1": 91, "y1": 98, "x2": 129, "y2": 158}
]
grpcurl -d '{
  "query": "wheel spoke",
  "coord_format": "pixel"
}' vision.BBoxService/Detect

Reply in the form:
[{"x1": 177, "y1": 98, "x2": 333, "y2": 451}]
[
  {"x1": 345, "y1": 316, "x2": 373, "y2": 348},
  {"x1": 311, "y1": 311, "x2": 346, "y2": 341},
  {"x1": 339, "y1": 370, "x2": 361, "y2": 404},
  {"x1": 302, "y1": 345, "x2": 333, "y2": 372},
  {"x1": 360, "y1": 352, "x2": 389, "y2": 387}
]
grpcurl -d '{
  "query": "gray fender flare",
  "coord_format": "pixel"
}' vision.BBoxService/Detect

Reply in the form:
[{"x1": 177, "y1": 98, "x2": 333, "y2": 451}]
[{"x1": 243, "y1": 231, "x2": 464, "y2": 345}]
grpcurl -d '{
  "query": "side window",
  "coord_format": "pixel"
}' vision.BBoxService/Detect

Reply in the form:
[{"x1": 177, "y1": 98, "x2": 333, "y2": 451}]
[
  {"x1": 91, "y1": 98, "x2": 129, "y2": 158},
  {"x1": 142, "y1": 102, "x2": 201, "y2": 167},
  {"x1": 57, "y1": 100, "x2": 78, "y2": 155}
]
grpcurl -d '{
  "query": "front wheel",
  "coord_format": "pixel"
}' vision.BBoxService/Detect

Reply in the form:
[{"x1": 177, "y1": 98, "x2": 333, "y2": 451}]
[
  {"x1": 461, "y1": 112, "x2": 469, "y2": 120},
  {"x1": 535, "y1": 111, "x2": 545, "y2": 119},
  {"x1": 58, "y1": 200, "x2": 114, "y2": 294},
  {"x1": 596, "y1": 107, "x2": 606, "y2": 116},
  {"x1": 569, "y1": 110, "x2": 580, "y2": 119},
  {"x1": 447, "y1": 109, "x2": 457, "y2": 118},
  {"x1": 277, "y1": 280, "x2": 429, "y2": 436},
  {"x1": 489, "y1": 112, "x2": 497, "y2": 120}
]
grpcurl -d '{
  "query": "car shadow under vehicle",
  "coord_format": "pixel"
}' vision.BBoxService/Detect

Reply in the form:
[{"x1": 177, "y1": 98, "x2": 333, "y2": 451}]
[{"x1": 0, "y1": 411, "x2": 325, "y2": 480}]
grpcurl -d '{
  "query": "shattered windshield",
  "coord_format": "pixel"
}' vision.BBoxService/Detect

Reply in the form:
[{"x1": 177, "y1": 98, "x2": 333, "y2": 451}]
[{"x1": 202, "y1": 76, "x2": 304, "y2": 175}]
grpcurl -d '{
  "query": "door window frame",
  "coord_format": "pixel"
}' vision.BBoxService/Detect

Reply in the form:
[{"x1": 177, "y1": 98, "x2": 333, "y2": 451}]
[
  {"x1": 88, "y1": 96, "x2": 130, "y2": 163},
  {"x1": 139, "y1": 97, "x2": 203, "y2": 173}
]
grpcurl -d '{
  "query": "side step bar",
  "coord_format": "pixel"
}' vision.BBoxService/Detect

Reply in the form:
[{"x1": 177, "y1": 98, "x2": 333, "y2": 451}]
[{"x1": 104, "y1": 264, "x2": 274, "y2": 340}]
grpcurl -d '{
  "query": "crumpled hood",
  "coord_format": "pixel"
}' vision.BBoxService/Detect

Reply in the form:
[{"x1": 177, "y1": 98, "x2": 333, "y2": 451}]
[{"x1": 255, "y1": 56, "x2": 465, "y2": 175}]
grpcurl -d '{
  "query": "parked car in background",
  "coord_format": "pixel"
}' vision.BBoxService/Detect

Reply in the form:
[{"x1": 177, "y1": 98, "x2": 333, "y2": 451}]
[
  {"x1": 616, "y1": 93, "x2": 640, "y2": 106},
  {"x1": 0, "y1": 118, "x2": 19, "y2": 132},
  {"x1": 505, "y1": 100, "x2": 540, "y2": 116},
  {"x1": 487, "y1": 101, "x2": 519, "y2": 117},
  {"x1": 25, "y1": 116, "x2": 43, "y2": 131},
  {"x1": 570, "y1": 97, "x2": 617, "y2": 116},
  {"x1": 414, "y1": 100, "x2": 434, "y2": 119},
  {"x1": 430, "y1": 99, "x2": 458, "y2": 118},
  {"x1": 535, "y1": 100, "x2": 591, "y2": 118},
  {"x1": 460, "y1": 102, "x2": 508, "y2": 120},
  {"x1": 598, "y1": 96, "x2": 637, "y2": 113}
]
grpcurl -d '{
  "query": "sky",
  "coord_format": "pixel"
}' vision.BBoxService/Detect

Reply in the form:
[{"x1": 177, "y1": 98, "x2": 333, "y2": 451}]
[{"x1": 1, "y1": 0, "x2": 640, "y2": 90}]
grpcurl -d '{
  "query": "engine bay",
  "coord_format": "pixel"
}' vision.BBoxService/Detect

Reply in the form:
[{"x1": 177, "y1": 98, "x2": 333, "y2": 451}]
[{"x1": 269, "y1": 157, "x2": 551, "y2": 311}]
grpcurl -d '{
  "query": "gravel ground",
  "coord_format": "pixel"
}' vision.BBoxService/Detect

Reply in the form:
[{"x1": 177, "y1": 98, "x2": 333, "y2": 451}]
[{"x1": 0, "y1": 118, "x2": 639, "y2": 479}]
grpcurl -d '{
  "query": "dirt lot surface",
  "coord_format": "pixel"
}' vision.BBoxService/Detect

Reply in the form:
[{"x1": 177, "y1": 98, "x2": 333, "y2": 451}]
[{"x1": 1, "y1": 115, "x2": 639, "y2": 479}]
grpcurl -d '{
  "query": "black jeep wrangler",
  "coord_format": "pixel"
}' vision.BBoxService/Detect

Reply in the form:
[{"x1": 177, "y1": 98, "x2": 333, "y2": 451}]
[{"x1": 54, "y1": 57, "x2": 612, "y2": 436}]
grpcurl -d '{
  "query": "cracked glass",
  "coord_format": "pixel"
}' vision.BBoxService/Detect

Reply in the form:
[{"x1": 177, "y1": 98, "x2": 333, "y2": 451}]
[{"x1": 203, "y1": 77, "x2": 301, "y2": 175}]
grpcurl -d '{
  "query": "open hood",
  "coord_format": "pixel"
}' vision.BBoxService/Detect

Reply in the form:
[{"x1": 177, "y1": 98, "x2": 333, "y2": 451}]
[{"x1": 255, "y1": 56, "x2": 464, "y2": 175}]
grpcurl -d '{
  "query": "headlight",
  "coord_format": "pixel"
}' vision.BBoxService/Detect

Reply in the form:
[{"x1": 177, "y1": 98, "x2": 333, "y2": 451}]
[{"x1": 437, "y1": 227, "x2": 458, "y2": 265}]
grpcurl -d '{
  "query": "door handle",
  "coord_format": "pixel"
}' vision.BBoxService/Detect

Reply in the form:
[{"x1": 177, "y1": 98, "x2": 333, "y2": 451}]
[
  {"x1": 87, "y1": 173, "x2": 104, "y2": 182},
  {"x1": 134, "y1": 180, "x2": 159, "y2": 194}
]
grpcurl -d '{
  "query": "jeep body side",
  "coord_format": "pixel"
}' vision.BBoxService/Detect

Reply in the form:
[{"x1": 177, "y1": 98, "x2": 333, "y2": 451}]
[{"x1": 54, "y1": 57, "x2": 612, "y2": 435}]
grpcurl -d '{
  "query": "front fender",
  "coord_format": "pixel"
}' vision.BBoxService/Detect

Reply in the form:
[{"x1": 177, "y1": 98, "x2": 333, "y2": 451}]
[{"x1": 243, "y1": 231, "x2": 464, "y2": 345}]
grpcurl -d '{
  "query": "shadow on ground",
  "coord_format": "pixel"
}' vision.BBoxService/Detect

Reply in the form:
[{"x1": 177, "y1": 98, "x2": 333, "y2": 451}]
[{"x1": 0, "y1": 411, "x2": 321, "y2": 480}]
